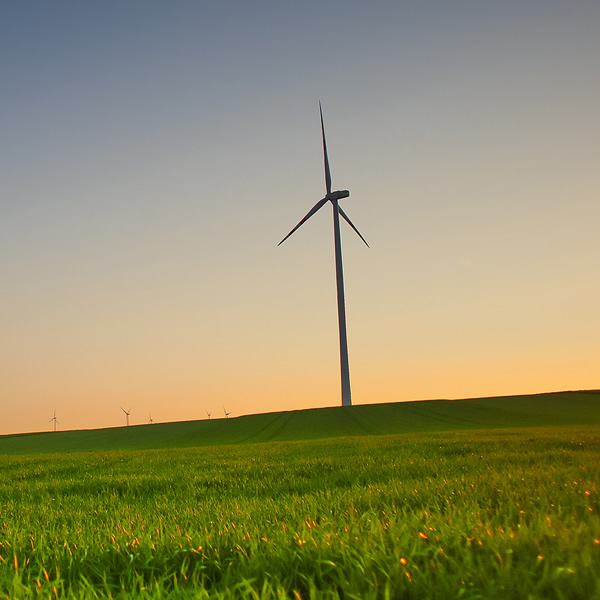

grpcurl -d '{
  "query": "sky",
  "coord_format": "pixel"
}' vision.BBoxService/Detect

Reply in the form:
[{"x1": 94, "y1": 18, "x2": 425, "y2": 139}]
[{"x1": 1, "y1": 1, "x2": 599, "y2": 435}]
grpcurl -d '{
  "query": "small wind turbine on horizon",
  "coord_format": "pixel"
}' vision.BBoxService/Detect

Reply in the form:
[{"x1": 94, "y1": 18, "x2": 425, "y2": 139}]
[
  {"x1": 223, "y1": 407, "x2": 231, "y2": 418},
  {"x1": 206, "y1": 411, "x2": 212, "y2": 419},
  {"x1": 49, "y1": 409, "x2": 58, "y2": 432},
  {"x1": 148, "y1": 414, "x2": 154, "y2": 424},
  {"x1": 121, "y1": 407, "x2": 131, "y2": 427},
  {"x1": 278, "y1": 102, "x2": 369, "y2": 407}
]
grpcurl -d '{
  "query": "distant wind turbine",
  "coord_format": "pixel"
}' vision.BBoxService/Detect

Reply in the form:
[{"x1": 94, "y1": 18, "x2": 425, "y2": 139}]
[
  {"x1": 206, "y1": 411, "x2": 212, "y2": 419},
  {"x1": 148, "y1": 414, "x2": 154, "y2": 424},
  {"x1": 278, "y1": 102, "x2": 369, "y2": 407},
  {"x1": 223, "y1": 407, "x2": 231, "y2": 418},
  {"x1": 121, "y1": 407, "x2": 131, "y2": 427},
  {"x1": 49, "y1": 409, "x2": 58, "y2": 432}
]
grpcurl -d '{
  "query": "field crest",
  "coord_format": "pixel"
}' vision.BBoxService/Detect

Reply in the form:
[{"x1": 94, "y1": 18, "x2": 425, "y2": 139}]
[{"x1": 1, "y1": 390, "x2": 599, "y2": 455}]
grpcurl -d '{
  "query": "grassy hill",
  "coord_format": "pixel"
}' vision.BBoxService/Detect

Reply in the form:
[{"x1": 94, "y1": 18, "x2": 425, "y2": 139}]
[
  {"x1": 1, "y1": 392, "x2": 599, "y2": 597},
  {"x1": 1, "y1": 390, "x2": 599, "y2": 455}
]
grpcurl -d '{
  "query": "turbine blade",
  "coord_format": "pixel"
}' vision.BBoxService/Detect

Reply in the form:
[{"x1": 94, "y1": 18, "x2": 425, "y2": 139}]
[
  {"x1": 338, "y1": 206, "x2": 370, "y2": 248},
  {"x1": 320, "y1": 102, "x2": 332, "y2": 195},
  {"x1": 278, "y1": 197, "x2": 328, "y2": 246}
]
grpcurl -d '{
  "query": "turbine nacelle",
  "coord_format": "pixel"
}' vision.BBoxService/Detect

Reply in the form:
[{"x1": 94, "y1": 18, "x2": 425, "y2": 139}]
[{"x1": 327, "y1": 190, "x2": 349, "y2": 202}]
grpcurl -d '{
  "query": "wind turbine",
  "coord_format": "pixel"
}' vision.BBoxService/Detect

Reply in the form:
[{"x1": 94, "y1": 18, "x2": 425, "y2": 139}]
[
  {"x1": 121, "y1": 407, "x2": 131, "y2": 427},
  {"x1": 148, "y1": 414, "x2": 154, "y2": 424},
  {"x1": 278, "y1": 103, "x2": 369, "y2": 407},
  {"x1": 206, "y1": 411, "x2": 212, "y2": 419},
  {"x1": 49, "y1": 409, "x2": 58, "y2": 432},
  {"x1": 223, "y1": 407, "x2": 231, "y2": 418}
]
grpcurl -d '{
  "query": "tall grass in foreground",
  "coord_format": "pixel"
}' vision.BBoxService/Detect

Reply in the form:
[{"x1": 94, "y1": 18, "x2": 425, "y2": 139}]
[{"x1": 0, "y1": 427, "x2": 599, "y2": 598}]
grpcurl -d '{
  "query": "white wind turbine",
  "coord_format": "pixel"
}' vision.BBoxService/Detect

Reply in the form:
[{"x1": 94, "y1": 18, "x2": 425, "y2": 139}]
[
  {"x1": 49, "y1": 409, "x2": 58, "y2": 432},
  {"x1": 278, "y1": 103, "x2": 369, "y2": 407},
  {"x1": 121, "y1": 407, "x2": 131, "y2": 427}
]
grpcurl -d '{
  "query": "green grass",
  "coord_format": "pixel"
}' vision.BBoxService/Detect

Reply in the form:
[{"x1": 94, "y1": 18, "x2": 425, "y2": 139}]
[
  {"x1": 2, "y1": 390, "x2": 600, "y2": 454},
  {"x1": 1, "y1": 392, "x2": 599, "y2": 598}
]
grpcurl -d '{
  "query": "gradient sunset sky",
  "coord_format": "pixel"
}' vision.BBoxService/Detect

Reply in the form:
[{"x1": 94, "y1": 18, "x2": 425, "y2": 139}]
[{"x1": 1, "y1": 1, "x2": 599, "y2": 435}]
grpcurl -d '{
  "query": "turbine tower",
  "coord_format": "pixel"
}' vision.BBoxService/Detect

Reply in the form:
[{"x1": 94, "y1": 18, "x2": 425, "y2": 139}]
[
  {"x1": 121, "y1": 407, "x2": 131, "y2": 427},
  {"x1": 223, "y1": 407, "x2": 231, "y2": 418},
  {"x1": 278, "y1": 103, "x2": 369, "y2": 407},
  {"x1": 49, "y1": 409, "x2": 58, "y2": 432}
]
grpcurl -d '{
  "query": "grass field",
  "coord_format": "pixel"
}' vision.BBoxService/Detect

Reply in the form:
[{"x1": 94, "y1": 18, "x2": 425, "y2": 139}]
[{"x1": 1, "y1": 392, "x2": 599, "y2": 598}]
